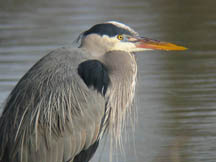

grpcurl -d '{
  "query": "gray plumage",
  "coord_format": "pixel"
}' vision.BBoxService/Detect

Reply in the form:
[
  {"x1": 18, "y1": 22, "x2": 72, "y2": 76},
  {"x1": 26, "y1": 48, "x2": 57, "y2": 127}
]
[
  {"x1": 0, "y1": 45, "x2": 136, "y2": 162},
  {"x1": 0, "y1": 48, "x2": 106, "y2": 162},
  {"x1": 0, "y1": 21, "x2": 186, "y2": 162}
]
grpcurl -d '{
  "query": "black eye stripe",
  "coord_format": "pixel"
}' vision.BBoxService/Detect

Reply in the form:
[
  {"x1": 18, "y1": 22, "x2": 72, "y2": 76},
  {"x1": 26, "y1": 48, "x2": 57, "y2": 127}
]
[{"x1": 83, "y1": 23, "x2": 133, "y2": 37}]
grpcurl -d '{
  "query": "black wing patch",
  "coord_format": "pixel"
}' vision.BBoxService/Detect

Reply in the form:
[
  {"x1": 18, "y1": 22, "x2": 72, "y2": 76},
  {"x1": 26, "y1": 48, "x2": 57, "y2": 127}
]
[{"x1": 78, "y1": 60, "x2": 110, "y2": 96}]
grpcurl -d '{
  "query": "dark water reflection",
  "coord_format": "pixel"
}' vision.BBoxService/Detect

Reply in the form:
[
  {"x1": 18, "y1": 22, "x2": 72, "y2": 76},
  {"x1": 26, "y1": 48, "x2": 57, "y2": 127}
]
[{"x1": 1, "y1": 0, "x2": 216, "y2": 161}]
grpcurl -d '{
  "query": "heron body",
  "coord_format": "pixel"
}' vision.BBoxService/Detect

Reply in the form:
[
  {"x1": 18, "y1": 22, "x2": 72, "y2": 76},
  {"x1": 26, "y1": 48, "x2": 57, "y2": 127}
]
[{"x1": 0, "y1": 21, "x2": 186, "y2": 162}]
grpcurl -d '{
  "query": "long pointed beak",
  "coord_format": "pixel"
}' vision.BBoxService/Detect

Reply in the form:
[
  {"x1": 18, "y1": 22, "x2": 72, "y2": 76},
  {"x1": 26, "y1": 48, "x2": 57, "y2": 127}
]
[{"x1": 130, "y1": 37, "x2": 187, "y2": 51}]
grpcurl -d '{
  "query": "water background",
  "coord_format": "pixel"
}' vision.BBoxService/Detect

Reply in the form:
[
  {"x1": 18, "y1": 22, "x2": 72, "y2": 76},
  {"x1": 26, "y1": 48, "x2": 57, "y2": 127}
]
[{"x1": 0, "y1": 0, "x2": 216, "y2": 161}]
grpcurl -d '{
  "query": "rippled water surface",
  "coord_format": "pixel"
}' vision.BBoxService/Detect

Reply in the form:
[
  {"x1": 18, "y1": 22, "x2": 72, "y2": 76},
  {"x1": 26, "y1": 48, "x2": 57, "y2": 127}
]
[{"x1": 1, "y1": 0, "x2": 216, "y2": 161}]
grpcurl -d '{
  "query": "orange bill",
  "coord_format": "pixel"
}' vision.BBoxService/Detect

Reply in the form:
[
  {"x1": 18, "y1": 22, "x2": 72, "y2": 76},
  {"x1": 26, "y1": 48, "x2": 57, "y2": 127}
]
[{"x1": 132, "y1": 37, "x2": 187, "y2": 51}]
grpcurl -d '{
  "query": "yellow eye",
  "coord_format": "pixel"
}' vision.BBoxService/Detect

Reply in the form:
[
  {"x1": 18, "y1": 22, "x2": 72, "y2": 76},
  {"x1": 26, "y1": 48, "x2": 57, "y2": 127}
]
[{"x1": 117, "y1": 34, "x2": 123, "y2": 40}]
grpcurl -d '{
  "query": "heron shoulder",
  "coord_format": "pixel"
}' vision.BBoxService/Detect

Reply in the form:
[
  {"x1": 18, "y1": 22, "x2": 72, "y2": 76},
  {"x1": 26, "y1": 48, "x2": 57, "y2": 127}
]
[
  {"x1": 40, "y1": 47, "x2": 111, "y2": 96},
  {"x1": 78, "y1": 59, "x2": 110, "y2": 96}
]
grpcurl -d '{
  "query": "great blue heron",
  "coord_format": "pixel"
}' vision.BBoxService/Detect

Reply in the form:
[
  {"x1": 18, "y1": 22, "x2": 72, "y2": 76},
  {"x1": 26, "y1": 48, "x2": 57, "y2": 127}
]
[{"x1": 0, "y1": 21, "x2": 186, "y2": 162}]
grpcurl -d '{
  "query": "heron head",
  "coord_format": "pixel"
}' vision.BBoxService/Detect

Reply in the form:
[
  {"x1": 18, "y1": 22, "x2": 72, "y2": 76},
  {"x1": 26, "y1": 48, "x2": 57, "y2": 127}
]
[{"x1": 78, "y1": 21, "x2": 187, "y2": 56}]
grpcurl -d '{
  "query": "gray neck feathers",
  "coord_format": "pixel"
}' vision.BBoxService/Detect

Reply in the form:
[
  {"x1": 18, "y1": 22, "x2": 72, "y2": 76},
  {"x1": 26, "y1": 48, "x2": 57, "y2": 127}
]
[{"x1": 101, "y1": 51, "x2": 137, "y2": 146}]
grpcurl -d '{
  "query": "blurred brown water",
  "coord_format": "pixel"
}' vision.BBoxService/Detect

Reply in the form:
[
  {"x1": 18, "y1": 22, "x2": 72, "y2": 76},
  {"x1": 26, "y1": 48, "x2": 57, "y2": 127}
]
[{"x1": 0, "y1": 0, "x2": 216, "y2": 161}]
